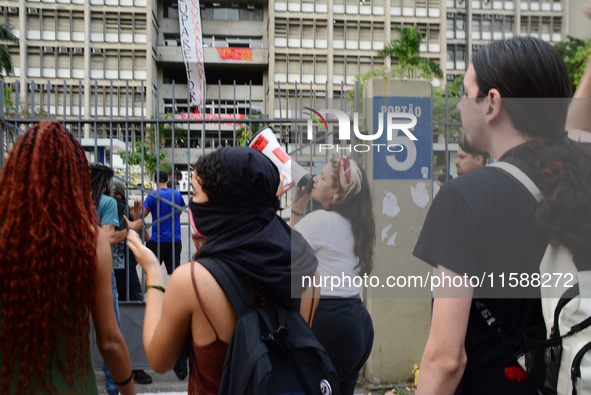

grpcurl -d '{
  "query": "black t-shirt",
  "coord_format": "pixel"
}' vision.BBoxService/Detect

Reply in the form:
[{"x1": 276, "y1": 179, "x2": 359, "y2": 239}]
[{"x1": 413, "y1": 141, "x2": 550, "y2": 394}]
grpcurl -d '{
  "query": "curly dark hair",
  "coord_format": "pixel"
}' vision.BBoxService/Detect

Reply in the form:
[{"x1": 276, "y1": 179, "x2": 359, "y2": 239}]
[
  {"x1": 534, "y1": 138, "x2": 591, "y2": 269},
  {"x1": 194, "y1": 149, "x2": 227, "y2": 200}
]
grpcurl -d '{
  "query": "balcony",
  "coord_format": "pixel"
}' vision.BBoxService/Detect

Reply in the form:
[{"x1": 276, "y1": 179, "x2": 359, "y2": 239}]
[
  {"x1": 159, "y1": 84, "x2": 265, "y2": 102},
  {"x1": 156, "y1": 46, "x2": 268, "y2": 65}
]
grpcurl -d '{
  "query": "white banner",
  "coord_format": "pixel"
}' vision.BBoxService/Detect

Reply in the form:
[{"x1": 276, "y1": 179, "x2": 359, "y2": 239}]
[{"x1": 178, "y1": 0, "x2": 205, "y2": 107}]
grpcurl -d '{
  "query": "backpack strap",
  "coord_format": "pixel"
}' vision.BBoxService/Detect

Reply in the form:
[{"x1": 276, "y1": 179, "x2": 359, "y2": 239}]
[
  {"x1": 488, "y1": 162, "x2": 543, "y2": 202},
  {"x1": 198, "y1": 257, "x2": 257, "y2": 318}
]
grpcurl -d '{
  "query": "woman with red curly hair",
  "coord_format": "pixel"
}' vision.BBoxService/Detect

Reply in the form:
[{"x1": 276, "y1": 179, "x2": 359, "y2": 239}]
[{"x1": 0, "y1": 121, "x2": 136, "y2": 395}]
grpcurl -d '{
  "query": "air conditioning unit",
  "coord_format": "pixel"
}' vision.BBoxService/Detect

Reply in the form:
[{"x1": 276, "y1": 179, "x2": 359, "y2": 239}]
[
  {"x1": 43, "y1": 46, "x2": 55, "y2": 53},
  {"x1": 472, "y1": 44, "x2": 482, "y2": 50},
  {"x1": 7, "y1": 7, "x2": 18, "y2": 13},
  {"x1": 458, "y1": 0, "x2": 464, "y2": 4},
  {"x1": 0, "y1": 7, "x2": 4, "y2": 13},
  {"x1": 483, "y1": 14, "x2": 492, "y2": 19},
  {"x1": 27, "y1": 8, "x2": 39, "y2": 15},
  {"x1": 73, "y1": 48, "x2": 83, "y2": 54},
  {"x1": 164, "y1": 40, "x2": 178, "y2": 46},
  {"x1": 231, "y1": 2, "x2": 239, "y2": 7},
  {"x1": 447, "y1": 12, "x2": 455, "y2": 18},
  {"x1": 41, "y1": 84, "x2": 48, "y2": 91},
  {"x1": 247, "y1": 3, "x2": 255, "y2": 9},
  {"x1": 134, "y1": 86, "x2": 145, "y2": 93},
  {"x1": 495, "y1": 14, "x2": 503, "y2": 20},
  {"x1": 92, "y1": 48, "x2": 103, "y2": 54},
  {"x1": 483, "y1": 0, "x2": 490, "y2": 4},
  {"x1": 58, "y1": 47, "x2": 69, "y2": 53}
]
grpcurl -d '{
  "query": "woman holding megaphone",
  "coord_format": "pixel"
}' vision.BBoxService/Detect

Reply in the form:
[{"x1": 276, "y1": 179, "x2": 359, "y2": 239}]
[{"x1": 281, "y1": 156, "x2": 376, "y2": 395}]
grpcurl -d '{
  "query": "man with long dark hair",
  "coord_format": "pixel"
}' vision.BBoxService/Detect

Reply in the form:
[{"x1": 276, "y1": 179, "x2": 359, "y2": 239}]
[{"x1": 413, "y1": 37, "x2": 591, "y2": 395}]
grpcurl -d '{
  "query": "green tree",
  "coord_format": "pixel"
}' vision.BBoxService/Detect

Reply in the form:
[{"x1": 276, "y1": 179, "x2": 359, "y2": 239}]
[
  {"x1": 378, "y1": 26, "x2": 443, "y2": 79},
  {"x1": 0, "y1": 24, "x2": 18, "y2": 77},
  {"x1": 432, "y1": 77, "x2": 462, "y2": 140},
  {"x1": 554, "y1": 36, "x2": 591, "y2": 92},
  {"x1": 346, "y1": 65, "x2": 407, "y2": 100},
  {"x1": 119, "y1": 140, "x2": 171, "y2": 179},
  {"x1": 236, "y1": 114, "x2": 265, "y2": 146}
]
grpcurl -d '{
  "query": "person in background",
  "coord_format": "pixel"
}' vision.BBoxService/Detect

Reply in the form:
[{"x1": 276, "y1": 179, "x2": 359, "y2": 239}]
[
  {"x1": 0, "y1": 121, "x2": 135, "y2": 395},
  {"x1": 111, "y1": 179, "x2": 153, "y2": 386},
  {"x1": 413, "y1": 38, "x2": 591, "y2": 395},
  {"x1": 142, "y1": 171, "x2": 186, "y2": 275},
  {"x1": 436, "y1": 167, "x2": 453, "y2": 187},
  {"x1": 90, "y1": 164, "x2": 132, "y2": 395},
  {"x1": 284, "y1": 156, "x2": 375, "y2": 395},
  {"x1": 455, "y1": 140, "x2": 489, "y2": 176}
]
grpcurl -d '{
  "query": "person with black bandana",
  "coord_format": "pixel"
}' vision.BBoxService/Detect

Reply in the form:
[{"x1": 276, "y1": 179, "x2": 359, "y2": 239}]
[{"x1": 126, "y1": 147, "x2": 319, "y2": 395}]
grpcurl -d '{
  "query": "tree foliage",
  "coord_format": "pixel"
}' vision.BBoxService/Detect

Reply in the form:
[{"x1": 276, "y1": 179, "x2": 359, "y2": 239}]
[
  {"x1": 119, "y1": 140, "x2": 171, "y2": 177},
  {"x1": 0, "y1": 24, "x2": 17, "y2": 77},
  {"x1": 432, "y1": 77, "x2": 463, "y2": 138},
  {"x1": 346, "y1": 65, "x2": 407, "y2": 100},
  {"x1": 554, "y1": 36, "x2": 591, "y2": 92},
  {"x1": 236, "y1": 114, "x2": 265, "y2": 146},
  {"x1": 378, "y1": 26, "x2": 443, "y2": 79}
]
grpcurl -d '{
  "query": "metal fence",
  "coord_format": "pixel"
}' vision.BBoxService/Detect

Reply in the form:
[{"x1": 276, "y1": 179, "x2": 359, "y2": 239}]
[{"x1": 0, "y1": 78, "x2": 460, "y2": 303}]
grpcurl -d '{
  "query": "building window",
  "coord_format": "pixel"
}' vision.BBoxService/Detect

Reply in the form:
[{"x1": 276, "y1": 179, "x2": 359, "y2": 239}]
[
  {"x1": 163, "y1": 1, "x2": 179, "y2": 18},
  {"x1": 275, "y1": 19, "x2": 287, "y2": 47},
  {"x1": 446, "y1": 44, "x2": 465, "y2": 71},
  {"x1": 446, "y1": 13, "x2": 465, "y2": 39},
  {"x1": 201, "y1": 3, "x2": 263, "y2": 21}
]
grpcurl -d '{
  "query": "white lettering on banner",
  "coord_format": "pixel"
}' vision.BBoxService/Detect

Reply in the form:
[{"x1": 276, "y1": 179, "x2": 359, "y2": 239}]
[{"x1": 178, "y1": 0, "x2": 205, "y2": 106}]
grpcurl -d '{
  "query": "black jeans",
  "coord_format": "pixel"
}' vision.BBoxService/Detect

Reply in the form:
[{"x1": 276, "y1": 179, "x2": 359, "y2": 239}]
[
  {"x1": 146, "y1": 240, "x2": 183, "y2": 275},
  {"x1": 311, "y1": 298, "x2": 374, "y2": 395}
]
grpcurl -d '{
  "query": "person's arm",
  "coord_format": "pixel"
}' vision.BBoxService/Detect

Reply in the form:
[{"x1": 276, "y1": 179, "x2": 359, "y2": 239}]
[
  {"x1": 123, "y1": 216, "x2": 150, "y2": 241},
  {"x1": 289, "y1": 186, "x2": 312, "y2": 228},
  {"x1": 92, "y1": 229, "x2": 136, "y2": 395},
  {"x1": 126, "y1": 230, "x2": 191, "y2": 372},
  {"x1": 416, "y1": 264, "x2": 472, "y2": 395},
  {"x1": 299, "y1": 269, "x2": 320, "y2": 327},
  {"x1": 565, "y1": 3, "x2": 591, "y2": 142},
  {"x1": 102, "y1": 223, "x2": 128, "y2": 246}
]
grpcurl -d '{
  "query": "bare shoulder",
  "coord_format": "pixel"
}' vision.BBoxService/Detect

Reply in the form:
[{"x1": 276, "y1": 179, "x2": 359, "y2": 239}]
[{"x1": 168, "y1": 261, "x2": 226, "y2": 304}]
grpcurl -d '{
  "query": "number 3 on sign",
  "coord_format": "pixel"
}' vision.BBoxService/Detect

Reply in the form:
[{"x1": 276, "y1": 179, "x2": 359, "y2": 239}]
[{"x1": 386, "y1": 133, "x2": 417, "y2": 171}]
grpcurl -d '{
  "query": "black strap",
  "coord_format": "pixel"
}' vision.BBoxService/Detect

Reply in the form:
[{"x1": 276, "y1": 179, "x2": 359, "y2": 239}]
[
  {"x1": 552, "y1": 284, "x2": 579, "y2": 337},
  {"x1": 198, "y1": 257, "x2": 257, "y2": 317},
  {"x1": 473, "y1": 300, "x2": 523, "y2": 359},
  {"x1": 571, "y1": 340, "x2": 591, "y2": 395}
]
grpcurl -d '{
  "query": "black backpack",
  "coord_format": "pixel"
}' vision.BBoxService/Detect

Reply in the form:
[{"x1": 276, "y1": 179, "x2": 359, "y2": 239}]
[{"x1": 198, "y1": 257, "x2": 341, "y2": 395}]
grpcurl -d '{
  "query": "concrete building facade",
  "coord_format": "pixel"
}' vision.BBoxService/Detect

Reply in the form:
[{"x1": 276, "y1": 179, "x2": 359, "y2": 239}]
[{"x1": 1, "y1": 0, "x2": 584, "y2": 144}]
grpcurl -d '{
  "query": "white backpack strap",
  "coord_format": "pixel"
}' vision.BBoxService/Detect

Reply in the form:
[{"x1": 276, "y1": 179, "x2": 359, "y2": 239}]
[{"x1": 488, "y1": 162, "x2": 543, "y2": 202}]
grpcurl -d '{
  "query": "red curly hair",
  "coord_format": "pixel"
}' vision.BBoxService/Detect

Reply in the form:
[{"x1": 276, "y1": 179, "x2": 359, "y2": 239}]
[{"x1": 0, "y1": 121, "x2": 98, "y2": 394}]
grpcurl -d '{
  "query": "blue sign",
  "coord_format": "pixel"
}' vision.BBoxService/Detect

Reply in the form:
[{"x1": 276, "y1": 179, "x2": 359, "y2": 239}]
[{"x1": 372, "y1": 96, "x2": 432, "y2": 180}]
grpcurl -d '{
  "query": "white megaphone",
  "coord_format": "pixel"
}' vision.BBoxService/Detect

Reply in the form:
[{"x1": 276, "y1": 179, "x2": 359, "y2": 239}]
[{"x1": 249, "y1": 126, "x2": 314, "y2": 195}]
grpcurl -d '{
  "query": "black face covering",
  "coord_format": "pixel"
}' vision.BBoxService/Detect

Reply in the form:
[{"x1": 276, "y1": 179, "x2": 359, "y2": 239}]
[{"x1": 188, "y1": 147, "x2": 317, "y2": 301}]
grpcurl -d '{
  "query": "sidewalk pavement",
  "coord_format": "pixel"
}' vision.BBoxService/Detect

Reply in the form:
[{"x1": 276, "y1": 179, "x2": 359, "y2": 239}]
[{"x1": 95, "y1": 369, "x2": 378, "y2": 394}]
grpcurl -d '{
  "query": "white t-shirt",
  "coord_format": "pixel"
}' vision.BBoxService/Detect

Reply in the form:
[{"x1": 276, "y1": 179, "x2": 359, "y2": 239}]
[{"x1": 294, "y1": 209, "x2": 360, "y2": 297}]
